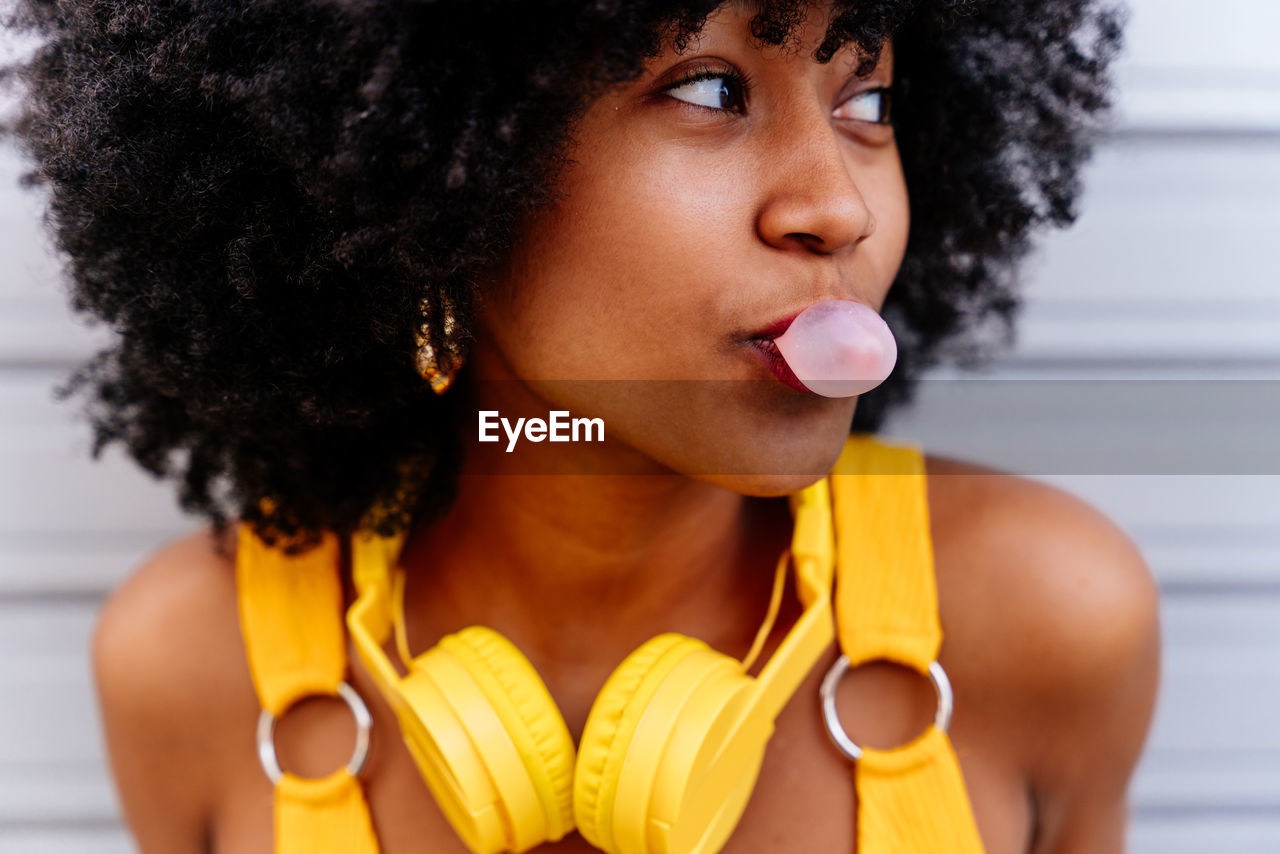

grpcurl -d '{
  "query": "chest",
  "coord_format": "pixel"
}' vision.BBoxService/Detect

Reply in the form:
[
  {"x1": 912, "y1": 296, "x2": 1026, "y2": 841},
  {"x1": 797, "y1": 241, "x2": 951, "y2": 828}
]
[{"x1": 211, "y1": 640, "x2": 1035, "y2": 854}]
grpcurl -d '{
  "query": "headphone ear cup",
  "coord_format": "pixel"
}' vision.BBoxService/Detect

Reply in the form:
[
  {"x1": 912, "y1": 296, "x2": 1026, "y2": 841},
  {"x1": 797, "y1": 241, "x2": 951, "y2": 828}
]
[
  {"x1": 401, "y1": 626, "x2": 575, "y2": 853},
  {"x1": 576, "y1": 633, "x2": 764, "y2": 854},
  {"x1": 574, "y1": 633, "x2": 695, "y2": 851},
  {"x1": 638, "y1": 667, "x2": 769, "y2": 854},
  {"x1": 442, "y1": 627, "x2": 577, "y2": 840}
]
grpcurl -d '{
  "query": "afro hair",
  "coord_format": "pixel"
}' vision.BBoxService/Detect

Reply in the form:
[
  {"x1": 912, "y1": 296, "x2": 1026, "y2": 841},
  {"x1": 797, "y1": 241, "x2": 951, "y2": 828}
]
[{"x1": 0, "y1": 0, "x2": 1126, "y2": 553}]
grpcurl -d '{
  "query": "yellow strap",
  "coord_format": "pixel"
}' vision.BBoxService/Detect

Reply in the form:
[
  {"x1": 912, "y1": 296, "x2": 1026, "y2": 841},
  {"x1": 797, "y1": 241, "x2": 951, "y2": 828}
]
[
  {"x1": 236, "y1": 525, "x2": 348, "y2": 715},
  {"x1": 856, "y1": 728, "x2": 985, "y2": 851},
  {"x1": 275, "y1": 770, "x2": 379, "y2": 852},
  {"x1": 831, "y1": 434, "x2": 985, "y2": 854},
  {"x1": 235, "y1": 523, "x2": 381, "y2": 854},
  {"x1": 830, "y1": 434, "x2": 941, "y2": 671}
]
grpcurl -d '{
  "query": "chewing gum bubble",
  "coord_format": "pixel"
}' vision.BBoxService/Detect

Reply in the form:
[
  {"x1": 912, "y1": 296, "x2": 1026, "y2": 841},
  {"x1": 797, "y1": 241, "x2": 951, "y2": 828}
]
[{"x1": 773, "y1": 300, "x2": 897, "y2": 398}]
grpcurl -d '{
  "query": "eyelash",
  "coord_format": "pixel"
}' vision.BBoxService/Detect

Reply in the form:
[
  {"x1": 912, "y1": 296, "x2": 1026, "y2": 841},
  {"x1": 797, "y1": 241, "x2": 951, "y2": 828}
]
[{"x1": 660, "y1": 65, "x2": 893, "y2": 126}]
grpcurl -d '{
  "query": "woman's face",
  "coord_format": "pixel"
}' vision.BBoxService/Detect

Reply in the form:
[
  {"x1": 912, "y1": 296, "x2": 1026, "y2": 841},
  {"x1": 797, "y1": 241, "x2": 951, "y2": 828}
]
[{"x1": 472, "y1": 2, "x2": 909, "y2": 493}]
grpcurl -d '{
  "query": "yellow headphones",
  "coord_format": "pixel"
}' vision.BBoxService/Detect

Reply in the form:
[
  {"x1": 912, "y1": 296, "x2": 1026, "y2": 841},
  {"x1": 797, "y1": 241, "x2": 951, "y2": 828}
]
[{"x1": 346, "y1": 477, "x2": 836, "y2": 854}]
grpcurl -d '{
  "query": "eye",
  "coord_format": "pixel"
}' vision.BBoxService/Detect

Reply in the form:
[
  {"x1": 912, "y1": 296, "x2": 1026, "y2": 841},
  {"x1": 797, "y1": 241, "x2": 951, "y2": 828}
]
[
  {"x1": 661, "y1": 65, "x2": 755, "y2": 114},
  {"x1": 659, "y1": 66, "x2": 894, "y2": 126},
  {"x1": 835, "y1": 87, "x2": 893, "y2": 125}
]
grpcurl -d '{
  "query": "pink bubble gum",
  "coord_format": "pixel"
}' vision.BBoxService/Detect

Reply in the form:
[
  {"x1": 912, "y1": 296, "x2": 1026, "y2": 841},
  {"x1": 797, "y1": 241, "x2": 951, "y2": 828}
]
[{"x1": 772, "y1": 300, "x2": 897, "y2": 398}]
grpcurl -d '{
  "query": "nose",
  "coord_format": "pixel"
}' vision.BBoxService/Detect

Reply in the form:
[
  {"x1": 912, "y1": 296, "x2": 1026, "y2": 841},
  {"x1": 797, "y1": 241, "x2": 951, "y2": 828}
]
[{"x1": 755, "y1": 107, "x2": 876, "y2": 255}]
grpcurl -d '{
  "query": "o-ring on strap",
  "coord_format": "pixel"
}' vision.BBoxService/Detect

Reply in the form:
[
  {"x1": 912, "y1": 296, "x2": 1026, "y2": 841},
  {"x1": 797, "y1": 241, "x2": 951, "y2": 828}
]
[
  {"x1": 236, "y1": 524, "x2": 381, "y2": 854},
  {"x1": 827, "y1": 434, "x2": 987, "y2": 854}
]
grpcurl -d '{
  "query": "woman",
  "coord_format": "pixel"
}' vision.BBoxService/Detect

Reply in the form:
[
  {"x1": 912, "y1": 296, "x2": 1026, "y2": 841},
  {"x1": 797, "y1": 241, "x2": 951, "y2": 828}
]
[{"x1": 2, "y1": 0, "x2": 1159, "y2": 851}]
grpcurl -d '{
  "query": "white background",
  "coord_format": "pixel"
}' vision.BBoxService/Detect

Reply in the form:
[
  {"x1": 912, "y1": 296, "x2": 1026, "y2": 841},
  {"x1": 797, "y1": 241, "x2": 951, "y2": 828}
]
[{"x1": 2, "y1": 1, "x2": 1279, "y2": 851}]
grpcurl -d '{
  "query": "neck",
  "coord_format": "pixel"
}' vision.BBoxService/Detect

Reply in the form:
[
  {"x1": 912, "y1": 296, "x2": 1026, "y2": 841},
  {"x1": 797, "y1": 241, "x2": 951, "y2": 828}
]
[{"x1": 400, "y1": 467, "x2": 791, "y2": 664}]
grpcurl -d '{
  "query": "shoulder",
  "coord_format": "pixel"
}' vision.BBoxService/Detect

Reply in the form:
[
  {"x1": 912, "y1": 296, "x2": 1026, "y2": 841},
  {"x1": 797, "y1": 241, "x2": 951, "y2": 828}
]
[
  {"x1": 923, "y1": 453, "x2": 1161, "y2": 847},
  {"x1": 93, "y1": 525, "x2": 254, "y2": 851},
  {"x1": 94, "y1": 525, "x2": 247, "y2": 716},
  {"x1": 922, "y1": 453, "x2": 1160, "y2": 691}
]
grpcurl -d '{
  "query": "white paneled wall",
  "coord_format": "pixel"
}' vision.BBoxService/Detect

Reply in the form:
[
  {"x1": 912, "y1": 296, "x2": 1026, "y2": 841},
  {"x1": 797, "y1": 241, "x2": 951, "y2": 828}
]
[
  {"x1": 2, "y1": 1, "x2": 1278, "y2": 852},
  {"x1": 883, "y1": 1, "x2": 1280, "y2": 850}
]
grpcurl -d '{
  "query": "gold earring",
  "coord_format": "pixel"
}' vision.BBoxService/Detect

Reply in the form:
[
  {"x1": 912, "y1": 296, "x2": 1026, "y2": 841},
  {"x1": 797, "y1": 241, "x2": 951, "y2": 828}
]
[{"x1": 415, "y1": 294, "x2": 465, "y2": 395}]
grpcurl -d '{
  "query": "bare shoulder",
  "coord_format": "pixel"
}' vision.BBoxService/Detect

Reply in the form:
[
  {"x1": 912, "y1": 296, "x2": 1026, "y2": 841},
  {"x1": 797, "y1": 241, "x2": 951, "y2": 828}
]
[
  {"x1": 95, "y1": 525, "x2": 247, "y2": 720},
  {"x1": 93, "y1": 525, "x2": 254, "y2": 852},
  {"x1": 921, "y1": 453, "x2": 1160, "y2": 688},
  {"x1": 923, "y1": 453, "x2": 1161, "y2": 850}
]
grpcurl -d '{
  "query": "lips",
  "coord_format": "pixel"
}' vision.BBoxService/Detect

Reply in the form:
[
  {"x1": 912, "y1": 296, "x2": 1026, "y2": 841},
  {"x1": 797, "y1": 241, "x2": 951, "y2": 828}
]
[
  {"x1": 745, "y1": 309, "x2": 808, "y2": 394},
  {"x1": 748, "y1": 338, "x2": 810, "y2": 394},
  {"x1": 748, "y1": 312, "x2": 802, "y2": 342}
]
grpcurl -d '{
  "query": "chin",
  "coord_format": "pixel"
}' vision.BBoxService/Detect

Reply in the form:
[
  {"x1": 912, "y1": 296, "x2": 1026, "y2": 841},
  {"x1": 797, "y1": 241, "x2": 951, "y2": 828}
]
[
  {"x1": 656, "y1": 416, "x2": 853, "y2": 494},
  {"x1": 693, "y1": 470, "x2": 831, "y2": 498}
]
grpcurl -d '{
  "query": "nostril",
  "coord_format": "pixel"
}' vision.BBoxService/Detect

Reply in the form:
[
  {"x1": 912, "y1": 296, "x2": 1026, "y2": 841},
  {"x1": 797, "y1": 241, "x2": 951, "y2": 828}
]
[{"x1": 788, "y1": 233, "x2": 838, "y2": 255}]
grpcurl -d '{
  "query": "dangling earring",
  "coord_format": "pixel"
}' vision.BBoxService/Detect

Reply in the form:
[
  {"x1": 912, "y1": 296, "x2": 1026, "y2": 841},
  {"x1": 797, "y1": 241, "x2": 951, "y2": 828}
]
[{"x1": 415, "y1": 293, "x2": 465, "y2": 395}]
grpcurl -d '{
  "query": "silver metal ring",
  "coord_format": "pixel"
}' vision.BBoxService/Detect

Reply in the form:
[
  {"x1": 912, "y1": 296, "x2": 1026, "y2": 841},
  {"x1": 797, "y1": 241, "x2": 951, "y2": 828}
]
[
  {"x1": 256, "y1": 681, "x2": 373, "y2": 785},
  {"x1": 819, "y1": 654, "x2": 953, "y2": 762}
]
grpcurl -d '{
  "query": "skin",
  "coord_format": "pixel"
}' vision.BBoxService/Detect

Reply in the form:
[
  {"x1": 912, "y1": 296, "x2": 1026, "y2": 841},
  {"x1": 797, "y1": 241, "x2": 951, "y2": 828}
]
[{"x1": 90, "y1": 3, "x2": 1162, "y2": 853}]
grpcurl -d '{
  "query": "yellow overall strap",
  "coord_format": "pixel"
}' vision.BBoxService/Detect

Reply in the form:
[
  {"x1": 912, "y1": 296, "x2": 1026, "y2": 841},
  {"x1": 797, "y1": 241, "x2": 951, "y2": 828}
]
[
  {"x1": 830, "y1": 434, "x2": 986, "y2": 853},
  {"x1": 235, "y1": 523, "x2": 381, "y2": 854}
]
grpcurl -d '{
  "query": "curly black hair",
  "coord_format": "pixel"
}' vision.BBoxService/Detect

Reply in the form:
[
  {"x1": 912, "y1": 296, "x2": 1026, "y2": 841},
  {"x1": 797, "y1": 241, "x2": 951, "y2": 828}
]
[{"x1": 0, "y1": 0, "x2": 1125, "y2": 554}]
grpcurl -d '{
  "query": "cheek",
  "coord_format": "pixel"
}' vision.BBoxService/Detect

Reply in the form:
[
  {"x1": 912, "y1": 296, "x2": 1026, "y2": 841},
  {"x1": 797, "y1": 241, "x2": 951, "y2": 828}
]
[
  {"x1": 869, "y1": 149, "x2": 911, "y2": 299},
  {"x1": 485, "y1": 143, "x2": 743, "y2": 380}
]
